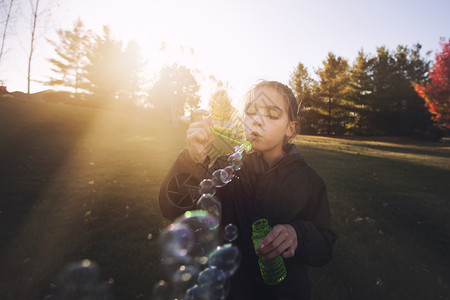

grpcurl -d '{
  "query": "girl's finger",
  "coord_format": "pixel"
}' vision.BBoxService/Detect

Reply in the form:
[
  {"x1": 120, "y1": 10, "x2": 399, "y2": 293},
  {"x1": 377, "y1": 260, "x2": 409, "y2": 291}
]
[
  {"x1": 189, "y1": 122, "x2": 212, "y2": 138},
  {"x1": 281, "y1": 245, "x2": 296, "y2": 259},
  {"x1": 188, "y1": 127, "x2": 208, "y2": 142},
  {"x1": 192, "y1": 109, "x2": 211, "y2": 122}
]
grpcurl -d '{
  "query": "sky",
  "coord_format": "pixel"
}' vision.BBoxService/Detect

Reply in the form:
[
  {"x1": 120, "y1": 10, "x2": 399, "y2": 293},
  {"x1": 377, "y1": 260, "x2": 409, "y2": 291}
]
[{"x1": 0, "y1": 0, "x2": 449, "y2": 107}]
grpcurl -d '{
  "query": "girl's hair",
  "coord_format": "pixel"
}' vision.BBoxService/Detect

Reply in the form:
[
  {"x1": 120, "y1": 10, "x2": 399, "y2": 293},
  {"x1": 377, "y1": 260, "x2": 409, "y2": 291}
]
[{"x1": 245, "y1": 80, "x2": 301, "y2": 138}]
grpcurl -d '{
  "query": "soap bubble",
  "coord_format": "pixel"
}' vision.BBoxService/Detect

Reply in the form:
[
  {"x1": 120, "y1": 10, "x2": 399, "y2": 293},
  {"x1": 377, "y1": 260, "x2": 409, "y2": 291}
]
[
  {"x1": 213, "y1": 288, "x2": 226, "y2": 300},
  {"x1": 153, "y1": 280, "x2": 171, "y2": 300},
  {"x1": 159, "y1": 223, "x2": 195, "y2": 275},
  {"x1": 199, "y1": 179, "x2": 216, "y2": 196},
  {"x1": 171, "y1": 264, "x2": 200, "y2": 299},
  {"x1": 227, "y1": 152, "x2": 243, "y2": 171},
  {"x1": 173, "y1": 264, "x2": 199, "y2": 285},
  {"x1": 197, "y1": 194, "x2": 221, "y2": 226},
  {"x1": 175, "y1": 210, "x2": 219, "y2": 257},
  {"x1": 223, "y1": 224, "x2": 238, "y2": 242},
  {"x1": 159, "y1": 223, "x2": 194, "y2": 257},
  {"x1": 212, "y1": 169, "x2": 227, "y2": 188},
  {"x1": 197, "y1": 267, "x2": 227, "y2": 290},
  {"x1": 47, "y1": 259, "x2": 112, "y2": 300},
  {"x1": 185, "y1": 284, "x2": 225, "y2": 300},
  {"x1": 161, "y1": 254, "x2": 195, "y2": 280},
  {"x1": 184, "y1": 284, "x2": 210, "y2": 300},
  {"x1": 208, "y1": 244, "x2": 240, "y2": 277},
  {"x1": 220, "y1": 166, "x2": 234, "y2": 184},
  {"x1": 234, "y1": 142, "x2": 251, "y2": 154}
]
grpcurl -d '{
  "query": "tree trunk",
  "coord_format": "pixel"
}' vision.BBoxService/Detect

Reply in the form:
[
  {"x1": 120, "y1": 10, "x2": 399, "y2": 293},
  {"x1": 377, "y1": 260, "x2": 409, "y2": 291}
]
[
  {"x1": 328, "y1": 98, "x2": 332, "y2": 135},
  {"x1": 0, "y1": 0, "x2": 15, "y2": 66},
  {"x1": 27, "y1": 0, "x2": 40, "y2": 95}
]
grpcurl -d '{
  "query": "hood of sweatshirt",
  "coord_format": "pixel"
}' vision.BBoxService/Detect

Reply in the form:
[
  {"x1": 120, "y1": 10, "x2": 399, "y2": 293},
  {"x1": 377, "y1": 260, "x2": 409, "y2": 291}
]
[{"x1": 244, "y1": 143, "x2": 306, "y2": 176}]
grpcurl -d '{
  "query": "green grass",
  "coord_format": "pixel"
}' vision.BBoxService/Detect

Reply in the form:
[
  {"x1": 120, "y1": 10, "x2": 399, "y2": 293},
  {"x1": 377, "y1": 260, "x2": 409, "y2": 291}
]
[{"x1": 0, "y1": 96, "x2": 449, "y2": 299}]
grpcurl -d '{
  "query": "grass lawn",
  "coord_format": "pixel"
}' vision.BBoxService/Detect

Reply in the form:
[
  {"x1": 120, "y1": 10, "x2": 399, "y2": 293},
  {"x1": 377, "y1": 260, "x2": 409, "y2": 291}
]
[{"x1": 0, "y1": 96, "x2": 449, "y2": 299}]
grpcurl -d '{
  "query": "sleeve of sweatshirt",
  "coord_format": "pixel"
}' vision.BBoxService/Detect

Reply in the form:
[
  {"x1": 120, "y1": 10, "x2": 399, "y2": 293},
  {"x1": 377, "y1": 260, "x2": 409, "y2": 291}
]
[
  {"x1": 290, "y1": 184, "x2": 337, "y2": 267},
  {"x1": 158, "y1": 149, "x2": 210, "y2": 221}
]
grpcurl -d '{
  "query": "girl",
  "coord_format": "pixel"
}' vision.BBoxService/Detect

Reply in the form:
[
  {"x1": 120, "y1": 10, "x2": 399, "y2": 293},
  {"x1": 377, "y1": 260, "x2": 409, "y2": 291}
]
[{"x1": 159, "y1": 81, "x2": 336, "y2": 299}]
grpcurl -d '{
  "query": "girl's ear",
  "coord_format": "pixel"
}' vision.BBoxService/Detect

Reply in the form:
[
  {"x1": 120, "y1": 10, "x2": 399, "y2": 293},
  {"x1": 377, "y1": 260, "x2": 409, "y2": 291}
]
[{"x1": 286, "y1": 121, "x2": 298, "y2": 140}]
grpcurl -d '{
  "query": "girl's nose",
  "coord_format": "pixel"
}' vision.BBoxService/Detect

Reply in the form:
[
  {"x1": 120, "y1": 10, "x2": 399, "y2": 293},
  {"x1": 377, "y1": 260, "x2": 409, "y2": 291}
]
[{"x1": 252, "y1": 117, "x2": 262, "y2": 127}]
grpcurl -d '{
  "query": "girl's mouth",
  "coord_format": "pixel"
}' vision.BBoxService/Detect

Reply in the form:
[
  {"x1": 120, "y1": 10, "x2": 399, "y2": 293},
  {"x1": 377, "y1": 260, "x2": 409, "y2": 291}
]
[{"x1": 249, "y1": 131, "x2": 262, "y2": 140}]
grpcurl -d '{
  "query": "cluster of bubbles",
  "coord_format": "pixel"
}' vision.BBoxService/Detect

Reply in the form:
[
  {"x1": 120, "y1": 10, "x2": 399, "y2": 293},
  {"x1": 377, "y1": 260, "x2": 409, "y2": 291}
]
[
  {"x1": 154, "y1": 143, "x2": 250, "y2": 300},
  {"x1": 45, "y1": 259, "x2": 113, "y2": 300}
]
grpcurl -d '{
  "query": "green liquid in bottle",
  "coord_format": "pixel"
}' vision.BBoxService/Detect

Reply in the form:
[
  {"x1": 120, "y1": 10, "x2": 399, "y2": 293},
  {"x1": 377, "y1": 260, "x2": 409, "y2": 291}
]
[{"x1": 251, "y1": 218, "x2": 287, "y2": 285}]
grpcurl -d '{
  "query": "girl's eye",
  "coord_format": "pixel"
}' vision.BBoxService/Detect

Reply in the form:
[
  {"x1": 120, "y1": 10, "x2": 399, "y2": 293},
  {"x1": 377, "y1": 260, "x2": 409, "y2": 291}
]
[
  {"x1": 245, "y1": 103, "x2": 283, "y2": 119},
  {"x1": 266, "y1": 107, "x2": 283, "y2": 120},
  {"x1": 245, "y1": 104, "x2": 257, "y2": 116}
]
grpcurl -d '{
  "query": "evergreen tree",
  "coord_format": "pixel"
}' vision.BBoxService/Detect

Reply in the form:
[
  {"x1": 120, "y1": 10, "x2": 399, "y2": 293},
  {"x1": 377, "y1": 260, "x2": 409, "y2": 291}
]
[
  {"x1": 209, "y1": 84, "x2": 235, "y2": 127},
  {"x1": 149, "y1": 64, "x2": 200, "y2": 124},
  {"x1": 289, "y1": 62, "x2": 324, "y2": 134},
  {"x1": 348, "y1": 49, "x2": 376, "y2": 134},
  {"x1": 317, "y1": 53, "x2": 351, "y2": 135},
  {"x1": 84, "y1": 26, "x2": 126, "y2": 100},
  {"x1": 370, "y1": 45, "x2": 431, "y2": 135},
  {"x1": 46, "y1": 19, "x2": 93, "y2": 97},
  {"x1": 120, "y1": 40, "x2": 146, "y2": 102}
]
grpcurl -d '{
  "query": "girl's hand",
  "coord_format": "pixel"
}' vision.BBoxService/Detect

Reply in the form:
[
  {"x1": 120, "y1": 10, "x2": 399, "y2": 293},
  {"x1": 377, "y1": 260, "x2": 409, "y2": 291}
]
[
  {"x1": 187, "y1": 109, "x2": 214, "y2": 163},
  {"x1": 255, "y1": 224, "x2": 298, "y2": 261}
]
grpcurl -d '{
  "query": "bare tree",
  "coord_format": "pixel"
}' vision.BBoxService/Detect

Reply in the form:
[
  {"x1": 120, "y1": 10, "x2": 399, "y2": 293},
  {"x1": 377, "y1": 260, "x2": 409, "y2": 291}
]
[
  {"x1": 27, "y1": 0, "x2": 40, "y2": 94},
  {"x1": 0, "y1": 0, "x2": 15, "y2": 67}
]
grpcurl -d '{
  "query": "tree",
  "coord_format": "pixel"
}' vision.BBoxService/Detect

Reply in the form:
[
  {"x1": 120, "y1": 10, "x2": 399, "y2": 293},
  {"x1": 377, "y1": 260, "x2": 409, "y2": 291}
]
[
  {"x1": 27, "y1": 0, "x2": 40, "y2": 94},
  {"x1": 84, "y1": 26, "x2": 126, "y2": 99},
  {"x1": 149, "y1": 64, "x2": 200, "y2": 124},
  {"x1": 0, "y1": 0, "x2": 15, "y2": 67},
  {"x1": 348, "y1": 50, "x2": 373, "y2": 134},
  {"x1": 120, "y1": 40, "x2": 147, "y2": 102},
  {"x1": 413, "y1": 38, "x2": 450, "y2": 128},
  {"x1": 368, "y1": 45, "x2": 432, "y2": 135},
  {"x1": 289, "y1": 62, "x2": 323, "y2": 134},
  {"x1": 209, "y1": 82, "x2": 234, "y2": 127},
  {"x1": 317, "y1": 53, "x2": 351, "y2": 135},
  {"x1": 46, "y1": 18, "x2": 93, "y2": 97}
]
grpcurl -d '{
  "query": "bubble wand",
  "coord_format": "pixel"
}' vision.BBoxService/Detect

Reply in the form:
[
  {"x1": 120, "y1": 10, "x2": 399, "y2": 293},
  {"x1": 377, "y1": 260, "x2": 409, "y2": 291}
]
[
  {"x1": 210, "y1": 127, "x2": 252, "y2": 152},
  {"x1": 180, "y1": 114, "x2": 252, "y2": 152}
]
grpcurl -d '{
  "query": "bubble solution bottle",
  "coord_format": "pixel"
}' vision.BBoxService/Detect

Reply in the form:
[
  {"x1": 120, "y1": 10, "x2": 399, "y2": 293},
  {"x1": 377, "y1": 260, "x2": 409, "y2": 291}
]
[{"x1": 251, "y1": 218, "x2": 287, "y2": 285}]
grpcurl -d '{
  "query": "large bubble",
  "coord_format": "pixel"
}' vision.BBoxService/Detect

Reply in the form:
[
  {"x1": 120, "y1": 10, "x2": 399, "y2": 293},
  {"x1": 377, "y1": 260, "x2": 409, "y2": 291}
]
[
  {"x1": 220, "y1": 166, "x2": 234, "y2": 184},
  {"x1": 208, "y1": 244, "x2": 240, "y2": 277},
  {"x1": 197, "y1": 194, "x2": 221, "y2": 226},
  {"x1": 199, "y1": 179, "x2": 217, "y2": 196},
  {"x1": 184, "y1": 284, "x2": 210, "y2": 300},
  {"x1": 46, "y1": 259, "x2": 112, "y2": 300},
  {"x1": 159, "y1": 223, "x2": 194, "y2": 257},
  {"x1": 212, "y1": 169, "x2": 227, "y2": 188},
  {"x1": 197, "y1": 267, "x2": 227, "y2": 290},
  {"x1": 175, "y1": 210, "x2": 219, "y2": 257},
  {"x1": 172, "y1": 265, "x2": 200, "y2": 296},
  {"x1": 184, "y1": 284, "x2": 225, "y2": 300},
  {"x1": 227, "y1": 152, "x2": 243, "y2": 171}
]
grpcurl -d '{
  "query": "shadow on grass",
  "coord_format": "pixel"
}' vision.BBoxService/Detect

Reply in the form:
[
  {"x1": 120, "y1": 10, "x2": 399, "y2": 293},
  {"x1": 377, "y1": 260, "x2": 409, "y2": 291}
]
[{"x1": 299, "y1": 144, "x2": 450, "y2": 300}]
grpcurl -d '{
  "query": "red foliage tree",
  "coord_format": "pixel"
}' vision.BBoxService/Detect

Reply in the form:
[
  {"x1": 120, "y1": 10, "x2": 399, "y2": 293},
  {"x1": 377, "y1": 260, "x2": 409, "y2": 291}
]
[{"x1": 413, "y1": 38, "x2": 450, "y2": 127}]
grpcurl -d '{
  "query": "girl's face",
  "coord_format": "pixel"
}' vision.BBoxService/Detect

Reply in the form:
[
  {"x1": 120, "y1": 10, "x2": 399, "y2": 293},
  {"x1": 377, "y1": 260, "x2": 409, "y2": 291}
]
[{"x1": 243, "y1": 87, "x2": 296, "y2": 154}]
